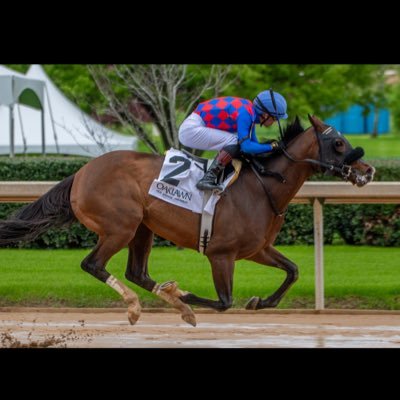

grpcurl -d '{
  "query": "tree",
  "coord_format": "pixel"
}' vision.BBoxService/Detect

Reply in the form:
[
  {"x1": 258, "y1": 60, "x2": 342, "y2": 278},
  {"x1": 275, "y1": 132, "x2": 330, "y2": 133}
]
[
  {"x1": 43, "y1": 64, "x2": 104, "y2": 113},
  {"x1": 345, "y1": 64, "x2": 393, "y2": 138},
  {"x1": 386, "y1": 66, "x2": 400, "y2": 134},
  {"x1": 8, "y1": 64, "x2": 391, "y2": 144},
  {"x1": 222, "y1": 64, "x2": 384, "y2": 122},
  {"x1": 88, "y1": 64, "x2": 231, "y2": 154}
]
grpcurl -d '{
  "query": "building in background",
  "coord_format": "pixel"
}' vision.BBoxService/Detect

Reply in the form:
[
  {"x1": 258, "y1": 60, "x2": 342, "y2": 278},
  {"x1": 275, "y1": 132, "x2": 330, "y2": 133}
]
[{"x1": 325, "y1": 104, "x2": 390, "y2": 134}]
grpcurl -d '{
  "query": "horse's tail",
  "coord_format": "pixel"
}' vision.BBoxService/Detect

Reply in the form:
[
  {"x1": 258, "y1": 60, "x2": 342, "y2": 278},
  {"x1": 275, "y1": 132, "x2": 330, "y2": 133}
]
[{"x1": 0, "y1": 175, "x2": 77, "y2": 246}]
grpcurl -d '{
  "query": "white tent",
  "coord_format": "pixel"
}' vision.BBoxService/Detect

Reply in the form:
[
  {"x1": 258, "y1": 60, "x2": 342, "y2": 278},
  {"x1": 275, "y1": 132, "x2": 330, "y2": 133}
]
[{"x1": 0, "y1": 64, "x2": 137, "y2": 157}]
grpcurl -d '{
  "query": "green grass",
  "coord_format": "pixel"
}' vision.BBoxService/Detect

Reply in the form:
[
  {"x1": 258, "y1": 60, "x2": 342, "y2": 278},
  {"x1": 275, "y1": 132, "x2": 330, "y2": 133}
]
[
  {"x1": 0, "y1": 246, "x2": 400, "y2": 309},
  {"x1": 340, "y1": 134, "x2": 400, "y2": 159}
]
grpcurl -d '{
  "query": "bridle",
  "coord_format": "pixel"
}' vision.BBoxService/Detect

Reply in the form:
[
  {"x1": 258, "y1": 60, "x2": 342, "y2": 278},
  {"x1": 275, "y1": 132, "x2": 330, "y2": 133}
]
[{"x1": 280, "y1": 126, "x2": 364, "y2": 181}]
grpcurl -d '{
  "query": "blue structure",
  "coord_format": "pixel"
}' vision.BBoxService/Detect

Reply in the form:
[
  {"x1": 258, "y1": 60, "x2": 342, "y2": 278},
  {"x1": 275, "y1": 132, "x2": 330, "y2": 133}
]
[
  {"x1": 342, "y1": 105, "x2": 365, "y2": 134},
  {"x1": 324, "y1": 114, "x2": 343, "y2": 130},
  {"x1": 325, "y1": 104, "x2": 390, "y2": 134},
  {"x1": 365, "y1": 107, "x2": 390, "y2": 134}
]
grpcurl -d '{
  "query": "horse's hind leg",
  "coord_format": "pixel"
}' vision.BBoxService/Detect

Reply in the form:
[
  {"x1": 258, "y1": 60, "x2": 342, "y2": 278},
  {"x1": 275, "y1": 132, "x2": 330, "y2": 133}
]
[
  {"x1": 81, "y1": 234, "x2": 142, "y2": 325},
  {"x1": 244, "y1": 245, "x2": 298, "y2": 310},
  {"x1": 124, "y1": 223, "x2": 196, "y2": 327},
  {"x1": 124, "y1": 224, "x2": 156, "y2": 291}
]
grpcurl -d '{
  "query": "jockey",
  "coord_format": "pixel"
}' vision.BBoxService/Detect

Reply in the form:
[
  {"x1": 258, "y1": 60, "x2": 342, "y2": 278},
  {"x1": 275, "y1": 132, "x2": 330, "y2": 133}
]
[{"x1": 178, "y1": 90, "x2": 288, "y2": 191}]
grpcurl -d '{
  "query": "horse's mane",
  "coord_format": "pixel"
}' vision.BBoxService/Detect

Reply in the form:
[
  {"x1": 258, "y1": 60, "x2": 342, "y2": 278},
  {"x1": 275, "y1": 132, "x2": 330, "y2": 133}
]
[
  {"x1": 282, "y1": 116, "x2": 305, "y2": 146},
  {"x1": 247, "y1": 116, "x2": 306, "y2": 168}
]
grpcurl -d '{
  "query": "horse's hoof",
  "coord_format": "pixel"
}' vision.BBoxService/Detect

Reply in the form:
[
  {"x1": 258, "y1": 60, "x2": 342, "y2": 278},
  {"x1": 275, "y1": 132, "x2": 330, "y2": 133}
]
[
  {"x1": 245, "y1": 296, "x2": 261, "y2": 310},
  {"x1": 182, "y1": 313, "x2": 197, "y2": 327},
  {"x1": 127, "y1": 314, "x2": 139, "y2": 325},
  {"x1": 127, "y1": 307, "x2": 141, "y2": 325}
]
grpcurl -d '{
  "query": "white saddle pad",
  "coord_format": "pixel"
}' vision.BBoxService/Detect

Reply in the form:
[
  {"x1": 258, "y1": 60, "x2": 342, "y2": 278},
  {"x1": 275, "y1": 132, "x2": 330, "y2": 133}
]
[{"x1": 148, "y1": 148, "x2": 235, "y2": 214}]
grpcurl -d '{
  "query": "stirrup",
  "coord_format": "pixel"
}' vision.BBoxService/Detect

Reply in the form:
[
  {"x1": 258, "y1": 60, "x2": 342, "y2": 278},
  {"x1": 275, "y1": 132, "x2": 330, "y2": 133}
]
[{"x1": 196, "y1": 180, "x2": 224, "y2": 192}]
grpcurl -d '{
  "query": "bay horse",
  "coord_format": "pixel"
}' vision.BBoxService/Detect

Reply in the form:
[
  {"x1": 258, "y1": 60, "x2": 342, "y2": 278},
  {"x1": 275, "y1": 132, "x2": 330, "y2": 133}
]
[{"x1": 0, "y1": 115, "x2": 375, "y2": 326}]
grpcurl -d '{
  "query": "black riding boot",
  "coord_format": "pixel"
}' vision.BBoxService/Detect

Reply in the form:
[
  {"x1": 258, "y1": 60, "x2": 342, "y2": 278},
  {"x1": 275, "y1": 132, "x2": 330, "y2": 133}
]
[{"x1": 196, "y1": 145, "x2": 240, "y2": 191}]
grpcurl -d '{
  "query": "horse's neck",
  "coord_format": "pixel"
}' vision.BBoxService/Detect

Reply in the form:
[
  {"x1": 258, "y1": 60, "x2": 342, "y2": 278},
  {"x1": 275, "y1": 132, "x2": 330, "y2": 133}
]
[
  {"x1": 269, "y1": 130, "x2": 319, "y2": 212},
  {"x1": 285, "y1": 128, "x2": 319, "y2": 182}
]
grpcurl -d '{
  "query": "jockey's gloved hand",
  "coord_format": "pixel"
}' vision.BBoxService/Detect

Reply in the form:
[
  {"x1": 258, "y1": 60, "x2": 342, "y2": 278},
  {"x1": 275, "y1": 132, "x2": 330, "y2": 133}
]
[{"x1": 271, "y1": 140, "x2": 284, "y2": 151}]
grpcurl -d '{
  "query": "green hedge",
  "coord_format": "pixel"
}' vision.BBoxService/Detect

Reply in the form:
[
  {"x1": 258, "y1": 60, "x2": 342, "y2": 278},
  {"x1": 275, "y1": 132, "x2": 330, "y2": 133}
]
[
  {"x1": 367, "y1": 159, "x2": 400, "y2": 181},
  {"x1": 0, "y1": 156, "x2": 97, "y2": 249},
  {"x1": 0, "y1": 156, "x2": 400, "y2": 248},
  {"x1": 277, "y1": 159, "x2": 400, "y2": 246},
  {"x1": 0, "y1": 156, "x2": 90, "y2": 180},
  {"x1": 275, "y1": 204, "x2": 400, "y2": 246}
]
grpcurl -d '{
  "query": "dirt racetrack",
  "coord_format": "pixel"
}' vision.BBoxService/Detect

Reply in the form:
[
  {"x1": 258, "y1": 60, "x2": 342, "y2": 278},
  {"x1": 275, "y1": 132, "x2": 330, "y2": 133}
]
[{"x1": 2, "y1": 308, "x2": 400, "y2": 348}]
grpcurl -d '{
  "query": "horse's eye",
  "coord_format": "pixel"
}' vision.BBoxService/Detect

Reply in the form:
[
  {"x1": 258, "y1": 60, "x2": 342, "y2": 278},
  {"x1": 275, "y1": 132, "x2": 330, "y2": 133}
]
[
  {"x1": 334, "y1": 139, "x2": 345, "y2": 153},
  {"x1": 335, "y1": 139, "x2": 343, "y2": 147}
]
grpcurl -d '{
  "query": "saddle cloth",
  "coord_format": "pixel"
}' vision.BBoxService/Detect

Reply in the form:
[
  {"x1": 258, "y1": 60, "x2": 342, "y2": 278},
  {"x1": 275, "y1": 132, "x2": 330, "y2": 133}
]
[{"x1": 148, "y1": 148, "x2": 240, "y2": 215}]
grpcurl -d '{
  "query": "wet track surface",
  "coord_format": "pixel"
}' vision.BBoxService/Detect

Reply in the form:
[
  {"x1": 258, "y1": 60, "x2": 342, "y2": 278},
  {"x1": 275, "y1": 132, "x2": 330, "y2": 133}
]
[{"x1": 1, "y1": 309, "x2": 400, "y2": 348}]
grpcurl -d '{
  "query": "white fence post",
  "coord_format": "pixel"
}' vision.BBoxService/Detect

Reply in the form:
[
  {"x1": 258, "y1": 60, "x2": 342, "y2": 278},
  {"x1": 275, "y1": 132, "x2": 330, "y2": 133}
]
[{"x1": 313, "y1": 198, "x2": 324, "y2": 310}]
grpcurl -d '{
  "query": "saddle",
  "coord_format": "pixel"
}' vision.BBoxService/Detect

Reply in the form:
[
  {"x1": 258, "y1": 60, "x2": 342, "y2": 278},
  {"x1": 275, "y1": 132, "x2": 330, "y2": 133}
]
[
  {"x1": 242, "y1": 152, "x2": 286, "y2": 183},
  {"x1": 181, "y1": 149, "x2": 242, "y2": 188}
]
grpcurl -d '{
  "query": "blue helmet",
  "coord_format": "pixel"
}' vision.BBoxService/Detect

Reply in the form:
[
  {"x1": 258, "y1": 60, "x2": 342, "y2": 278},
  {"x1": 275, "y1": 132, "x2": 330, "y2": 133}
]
[{"x1": 253, "y1": 90, "x2": 288, "y2": 120}]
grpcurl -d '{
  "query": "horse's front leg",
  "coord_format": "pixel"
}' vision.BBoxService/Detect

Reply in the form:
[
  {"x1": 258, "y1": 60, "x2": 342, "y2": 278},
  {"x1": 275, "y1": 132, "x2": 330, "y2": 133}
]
[
  {"x1": 245, "y1": 245, "x2": 299, "y2": 310},
  {"x1": 180, "y1": 253, "x2": 235, "y2": 312}
]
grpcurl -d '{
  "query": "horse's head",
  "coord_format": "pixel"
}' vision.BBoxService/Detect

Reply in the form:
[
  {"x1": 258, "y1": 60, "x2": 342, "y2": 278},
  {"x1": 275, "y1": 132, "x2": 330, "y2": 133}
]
[{"x1": 305, "y1": 115, "x2": 375, "y2": 186}]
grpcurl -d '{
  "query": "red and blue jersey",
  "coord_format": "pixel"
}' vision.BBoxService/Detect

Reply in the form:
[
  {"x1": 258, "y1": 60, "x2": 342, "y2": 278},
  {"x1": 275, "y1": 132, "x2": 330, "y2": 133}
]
[{"x1": 194, "y1": 96, "x2": 273, "y2": 154}]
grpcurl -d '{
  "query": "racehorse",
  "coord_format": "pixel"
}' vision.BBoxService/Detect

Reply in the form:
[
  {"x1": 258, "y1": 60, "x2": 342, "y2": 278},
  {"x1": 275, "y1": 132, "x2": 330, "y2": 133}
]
[{"x1": 0, "y1": 115, "x2": 375, "y2": 327}]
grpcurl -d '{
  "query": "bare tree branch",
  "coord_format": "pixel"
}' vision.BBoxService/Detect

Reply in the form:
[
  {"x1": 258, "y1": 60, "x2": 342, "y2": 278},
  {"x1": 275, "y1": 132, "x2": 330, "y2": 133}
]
[
  {"x1": 54, "y1": 117, "x2": 110, "y2": 156},
  {"x1": 182, "y1": 65, "x2": 232, "y2": 119},
  {"x1": 88, "y1": 65, "x2": 159, "y2": 154},
  {"x1": 88, "y1": 64, "x2": 231, "y2": 155}
]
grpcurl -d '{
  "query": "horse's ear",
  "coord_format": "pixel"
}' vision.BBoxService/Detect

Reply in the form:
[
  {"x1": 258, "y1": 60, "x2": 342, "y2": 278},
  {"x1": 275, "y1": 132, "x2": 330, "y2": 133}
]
[{"x1": 308, "y1": 114, "x2": 326, "y2": 133}]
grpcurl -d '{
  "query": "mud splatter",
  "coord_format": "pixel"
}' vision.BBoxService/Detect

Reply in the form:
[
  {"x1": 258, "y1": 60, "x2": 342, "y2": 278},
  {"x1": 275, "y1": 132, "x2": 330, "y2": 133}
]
[{"x1": 0, "y1": 329, "x2": 93, "y2": 348}]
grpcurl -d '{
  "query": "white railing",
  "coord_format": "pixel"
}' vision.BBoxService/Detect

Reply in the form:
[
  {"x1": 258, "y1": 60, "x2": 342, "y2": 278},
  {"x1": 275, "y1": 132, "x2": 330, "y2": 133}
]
[
  {"x1": 295, "y1": 182, "x2": 400, "y2": 309},
  {"x1": 1, "y1": 181, "x2": 400, "y2": 309}
]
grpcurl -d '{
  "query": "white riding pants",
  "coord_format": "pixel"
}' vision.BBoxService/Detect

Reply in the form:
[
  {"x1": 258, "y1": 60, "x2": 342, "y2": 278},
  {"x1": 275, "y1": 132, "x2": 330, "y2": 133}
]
[{"x1": 178, "y1": 112, "x2": 238, "y2": 151}]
